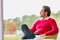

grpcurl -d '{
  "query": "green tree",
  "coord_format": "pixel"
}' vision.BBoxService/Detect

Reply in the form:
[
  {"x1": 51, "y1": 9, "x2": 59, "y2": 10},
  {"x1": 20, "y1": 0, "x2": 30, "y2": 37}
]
[{"x1": 14, "y1": 17, "x2": 21, "y2": 30}]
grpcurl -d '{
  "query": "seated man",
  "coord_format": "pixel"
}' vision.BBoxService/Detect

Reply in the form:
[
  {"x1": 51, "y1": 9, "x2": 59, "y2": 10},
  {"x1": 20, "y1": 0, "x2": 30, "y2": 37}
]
[{"x1": 21, "y1": 5, "x2": 59, "y2": 39}]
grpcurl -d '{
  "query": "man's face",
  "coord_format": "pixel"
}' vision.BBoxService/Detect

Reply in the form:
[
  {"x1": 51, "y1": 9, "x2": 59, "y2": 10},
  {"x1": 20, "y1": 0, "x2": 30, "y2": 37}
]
[{"x1": 40, "y1": 7, "x2": 46, "y2": 17}]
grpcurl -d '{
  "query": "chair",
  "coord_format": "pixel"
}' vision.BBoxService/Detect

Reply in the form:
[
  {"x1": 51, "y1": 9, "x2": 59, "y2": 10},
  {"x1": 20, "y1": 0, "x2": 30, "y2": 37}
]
[{"x1": 41, "y1": 34, "x2": 58, "y2": 40}]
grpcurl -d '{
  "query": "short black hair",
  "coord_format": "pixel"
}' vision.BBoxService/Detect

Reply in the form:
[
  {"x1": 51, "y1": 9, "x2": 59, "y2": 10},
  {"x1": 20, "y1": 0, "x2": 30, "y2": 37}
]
[{"x1": 43, "y1": 6, "x2": 51, "y2": 16}]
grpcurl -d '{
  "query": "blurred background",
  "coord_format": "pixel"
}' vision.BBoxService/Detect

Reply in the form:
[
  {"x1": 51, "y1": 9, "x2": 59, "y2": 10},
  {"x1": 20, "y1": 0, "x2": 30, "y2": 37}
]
[{"x1": 3, "y1": 0, "x2": 60, "y2": 40}]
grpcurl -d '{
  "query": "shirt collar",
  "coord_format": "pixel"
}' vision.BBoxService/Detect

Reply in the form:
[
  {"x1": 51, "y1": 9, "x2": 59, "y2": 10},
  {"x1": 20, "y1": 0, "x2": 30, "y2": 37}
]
[{"x1": 40, "y1": 17, "x2": 50, "y2": 20}]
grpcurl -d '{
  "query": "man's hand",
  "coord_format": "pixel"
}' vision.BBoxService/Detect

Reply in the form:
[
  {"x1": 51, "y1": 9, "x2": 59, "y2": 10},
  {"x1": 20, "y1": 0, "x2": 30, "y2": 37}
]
[
  {"x1": 40, "y1": 34, "x2": 46, "y2": 37},
  {"x1": 34, "y1": 32, "x2": 37, "y2": 35},
  {"x1": 42, "y1": 34, "x2": 46, "y2": 36}
]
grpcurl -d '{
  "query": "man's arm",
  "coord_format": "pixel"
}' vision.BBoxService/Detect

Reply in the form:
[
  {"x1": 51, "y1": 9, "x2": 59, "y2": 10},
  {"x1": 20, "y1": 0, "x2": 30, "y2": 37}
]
[
  {"x1": 30, "y1": 20, "x2": 39, "y2": 33},
  {"x1": 45, "y1": 19, "x2": 59, "y2": 35}
]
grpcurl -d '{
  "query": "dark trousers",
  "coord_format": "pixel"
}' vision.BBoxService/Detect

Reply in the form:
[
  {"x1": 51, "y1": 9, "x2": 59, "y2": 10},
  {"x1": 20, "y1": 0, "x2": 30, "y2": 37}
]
[{"x1": 21, "y1": 24, "x2": 35, "y2": 39}]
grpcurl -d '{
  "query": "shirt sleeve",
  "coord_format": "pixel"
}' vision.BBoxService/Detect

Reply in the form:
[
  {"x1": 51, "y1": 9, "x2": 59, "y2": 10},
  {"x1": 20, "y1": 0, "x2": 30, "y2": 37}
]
[
  {"x1": 30, "y1": 20, "x2": 39, "y2": 33},
  {"x1": 34, "y1": 29, "x2": 44, "y2": 35},
  {"x1": 45, "y1": 19, "x2": 59, "y2": 35}
]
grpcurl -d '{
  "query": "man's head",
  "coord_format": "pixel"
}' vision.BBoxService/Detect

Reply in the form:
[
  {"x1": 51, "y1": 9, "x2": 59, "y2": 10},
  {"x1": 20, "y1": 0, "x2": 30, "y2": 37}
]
[{"x1": 40, "y1": 5, "x2": 51, "y2": 17}]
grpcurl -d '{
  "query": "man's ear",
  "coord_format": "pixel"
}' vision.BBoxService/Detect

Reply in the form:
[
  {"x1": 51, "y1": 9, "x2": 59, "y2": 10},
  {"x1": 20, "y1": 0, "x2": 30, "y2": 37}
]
[{"x1": 45, "y1": 12, "x2": 48, "y2": 16}]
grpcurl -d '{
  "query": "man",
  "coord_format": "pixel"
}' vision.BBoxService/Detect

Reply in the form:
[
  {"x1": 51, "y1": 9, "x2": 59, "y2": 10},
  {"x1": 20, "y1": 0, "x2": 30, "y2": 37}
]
[{"x1": 21, "y1": 5, "x2": 59, "y2": 39}]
